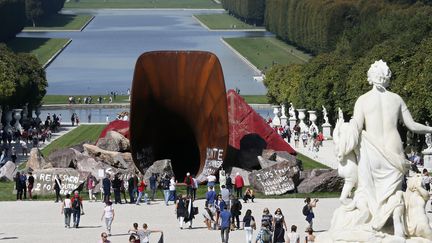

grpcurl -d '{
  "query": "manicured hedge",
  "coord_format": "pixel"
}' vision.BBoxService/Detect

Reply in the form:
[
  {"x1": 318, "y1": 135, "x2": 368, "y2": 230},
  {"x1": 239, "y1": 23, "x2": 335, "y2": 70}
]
[{"x1": 221, "y1": 0, "x2": 265, "y2": 25}]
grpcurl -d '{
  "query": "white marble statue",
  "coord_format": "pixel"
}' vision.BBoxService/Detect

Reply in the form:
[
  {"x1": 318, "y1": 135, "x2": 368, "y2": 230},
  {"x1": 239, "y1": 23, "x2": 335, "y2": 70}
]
[
  {"x1": 322, "y1": 105, "x2": 329, "y2": 124},
  {"x1": 425, "y1": 122, "x2": 432, "y2": 150},
  {"x1": 319, "y1": 60, "x2": 432, "y2": 242},
  {"x1": 333, "y1": 108, "x2": 358, "y2": 205},
  {"x1": 288, "y1": 102, "x2": 296, "y2": 119}
]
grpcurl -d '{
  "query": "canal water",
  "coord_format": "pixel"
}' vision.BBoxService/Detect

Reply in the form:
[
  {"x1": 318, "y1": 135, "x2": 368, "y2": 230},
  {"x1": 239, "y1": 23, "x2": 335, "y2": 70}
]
[{"x1": 18, "y1": 9, "x2": 271, "y2": 95}]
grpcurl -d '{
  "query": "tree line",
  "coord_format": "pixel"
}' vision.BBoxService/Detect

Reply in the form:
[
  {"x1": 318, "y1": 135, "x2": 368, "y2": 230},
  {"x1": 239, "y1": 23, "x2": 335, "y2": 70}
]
[
  {"x1": 0, "y1": 0, "x2": 66, "y2": 42},
  {"x1": 264, "y1": 1, "x2": 432, "y2": 149},
  {"x1": 221, "y1": 0, "x2": 265, "y2": 25},
  {"x1": 0, "y1": 44, "x2": 47, "y2": 115}
]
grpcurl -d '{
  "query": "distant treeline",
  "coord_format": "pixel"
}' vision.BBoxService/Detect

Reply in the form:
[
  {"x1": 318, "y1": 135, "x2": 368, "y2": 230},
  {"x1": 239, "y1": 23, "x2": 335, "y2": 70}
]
[
  {"x1": 221, "y1": 0, "x2": 265, "y2": 25},
  {"x1": 0, "y1": 0, "x2": 65, "y2": 42}
]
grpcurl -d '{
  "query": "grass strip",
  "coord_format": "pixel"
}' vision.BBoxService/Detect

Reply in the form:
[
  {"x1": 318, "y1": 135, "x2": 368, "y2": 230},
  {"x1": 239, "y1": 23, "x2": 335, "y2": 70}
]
[
  {"x1": 65, "y1": 0, "x2": 220, "y2": 9},
  {"x1": 194, "y1": 13, "x2": 264, "y2": 30},
  {"x1": 7, "y1": 37, "x2": 70, "y2": 66},
  {"x1": 241, "y1": 95, "x2": 268, "y2": 104},
  {"x1": 223, "y1": 37, "x2": 312, "y2": 72},
  {"x1": 43, "y1": 95, "x2": 130, "y2": 105},
  {"x1": 296, "y1": 152, "x2": 329, "y2": 170},
  {"x1": 24, "y1": 14, "x2": 93, "y2": 31},
  {"x1": 41, "y1": 124, "x2": 105, "y2": 157},
  {"x1": 0, "y1": 182, "x2": 339, "y2": 201}
]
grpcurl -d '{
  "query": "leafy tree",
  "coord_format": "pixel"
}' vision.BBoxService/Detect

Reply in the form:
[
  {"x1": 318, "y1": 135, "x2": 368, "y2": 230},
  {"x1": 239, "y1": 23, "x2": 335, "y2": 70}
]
[{"x1": 25, "y1": 0, "x2": 43, "y2": 27}]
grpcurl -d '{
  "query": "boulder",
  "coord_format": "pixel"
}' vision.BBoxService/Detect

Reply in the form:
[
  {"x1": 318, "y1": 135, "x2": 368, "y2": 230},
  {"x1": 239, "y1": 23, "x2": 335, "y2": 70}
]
[
  {"x1": 96, "y1": 131, "x2": 130, "y2": 152},
  {"x1": 248, "y1": 161, "x2": 300, "y2": 195},
  {"x1": 76, "y1": 154, "x2": 137, "y2": 181},
  {"x1": 0, "y1": 161, "x2": 17, "y2": 181},
  {"x1": 261, "y1": 149, "x2": 277, "y2": 161},
  {"x1": 27, "y1": 148, "x2": 52, "y2": 170},
  {"x1": 297, "y1": 169, "x2": 344, "y2": 193},
  {"x1": 275, "y1": 151, "x2": 297, "y2": 164},
  {"x1": 83, "y1": 144, "x2": 131, "y2": 169},
  {"x1": 47, "y1": 148, "x2": 81, "y2": 168},
  {"x1": 257, "y1": 156, "x2": 278, "y2": 169},
  {"x1": 143, "y1": 159, "x2": 174, "y2": 186},
  {"x1": 228, "y1": 167, "x2": 252, "y2": 186},
  {"x1": 31, "y1": 168, "x2": 89, "y2": 196}
]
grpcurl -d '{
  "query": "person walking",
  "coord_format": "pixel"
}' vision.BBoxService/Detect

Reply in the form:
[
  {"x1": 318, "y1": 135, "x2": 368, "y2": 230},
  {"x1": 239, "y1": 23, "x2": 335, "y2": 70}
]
[
  {"x1": 272, "y1": 208, "x2": 287, "y2": 243},
  {"x1": 101, "y1": 201, "x2": 115, "y2": 235},
  {"x1": 87, "y1": 175, "x2": 97, "y2": 202},
  {"x1": 183, "y1": 172, "x2": 193, "y2": 198},
  {"x1": 102, "y1": 174, "x2": 111, "y2": 203},
  {"x1": 128, "y1": 175, "x2": 135, "y2": 203},
  {"x1": 243, "y1": 209, "x2": 256, "y2": 243},
  {"x1": 176, "y1": 194, "x2": 187, "y2": 229},
  {"x1": 230, "y1": 195, "x2": 242, "y2": 229},
  {"x1": 220, "y1": 185, "x2": 230, "y2": 209},
  {"x1": 220, "y1": 205, "x2": 232, "y2": 243},
  {"x1": 28, "y1": 172, "x2": 34, "y2": 200},
  {"x1": 287, "y1": 225, "x2": 300, "y2": 243},
  {"x1": 192, "y1": 175, "x2": 198, "y2": 201},
  {"x1": 162, "y1": 174, "x2": 170, "y2": 206},
  {"x1": 234, "y1": 172, "x2": 244, "y2": 198},
  {"x1": 15, "y1": 172, "x2": 23, "y2": 200},
  {"x1": 206, "y1": 186, "x2": 216, "y2": 206},
  {"x1": 256, "y1": 221, "x2": 272, "y2": 243},
  {"x1": 261, "y1": 208, "x2": 273, "y2": 232},
  {"x1": 61, "y1": 193, "x2": 72, "y2": 228},
  {"x1": 184, "y1": 195, "x2": 195, "y2": 229},
  {"x1": 305, "y1": 228, "x2": 315, "y2": 242},
  {"x1": 136, "y1": 223, "x2": 163, "y2": 243},
  {"x1": 136, "y1": 177, "x2": 148, "y2": 205},
  {"x1": 112, "y1": 174, "x2": 122, "y2": 204},
  {"x1": 214, "y1": 194, "x2": 226, "y2": 229},
  {"x1": 149, "y1": 173, "x2": 157, "y2": 201},
  {"x1": 169, "y1": 176, "x2": 177, "y2": 204},
  {"x1": 303, "y1": 197, "x2": 318, "y2": 231},
  {"x1": 203, "y1": 202, "x2": 215, "y2": 230},
  {"x1": 20, "y1": 173, "x2": 27, "y2": 199},
  {"x1": 226, "y1": 174, "x2": 233, "y2": 195},
  {"x1": 54, "y1": 174, "x2": 62, "y2": 202},
  {"x1": 98, "y1": 232, "x2": 111, "y2": 243},
  {"x1": 71, "y1": 191, "x2": 84, "y2": 228}
]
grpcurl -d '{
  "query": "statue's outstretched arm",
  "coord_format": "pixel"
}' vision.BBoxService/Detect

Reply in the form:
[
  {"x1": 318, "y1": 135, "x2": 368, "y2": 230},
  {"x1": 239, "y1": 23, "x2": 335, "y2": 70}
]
[{"x1": 400, "y1": 100, "x2": 432, "y2": 134}]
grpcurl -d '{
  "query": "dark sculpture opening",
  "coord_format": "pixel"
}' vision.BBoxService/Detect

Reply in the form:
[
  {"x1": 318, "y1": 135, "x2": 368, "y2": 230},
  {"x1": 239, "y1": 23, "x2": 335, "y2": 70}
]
[{"x1": 142, "y1": 102, "x2": 200, "y2": 177}]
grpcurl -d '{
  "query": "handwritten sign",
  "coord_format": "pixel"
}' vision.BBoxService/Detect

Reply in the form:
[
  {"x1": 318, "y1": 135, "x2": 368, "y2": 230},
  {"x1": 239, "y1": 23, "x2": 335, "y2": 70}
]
[
  {"x1": 32, "y1": 168, "x2": 88, "y2": 196},
  {"x1": 248, "y1": 161, "x2": 299, "y2": 195},
  {"x1": 197, "y1": 147, "x2": 224, "y2": 182}
]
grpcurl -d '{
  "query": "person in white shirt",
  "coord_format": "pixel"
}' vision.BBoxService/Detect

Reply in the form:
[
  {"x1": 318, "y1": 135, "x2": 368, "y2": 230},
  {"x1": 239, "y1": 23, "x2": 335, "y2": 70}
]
[
  {"x1": 207, "y1": 174, "x2": 216, "y2": 191},
  {"x1": 101, "y1": 201, "x2": 115, "y2": 235},
  {"x1": 287, "y1": 225, "x2": 300, "y2": 243},
  {"x1": 61, "y1": 193, "x2": 72, "y2": 228},
  {"x1": 169, "y1": 176, "x2": 177, "y2": 203}
]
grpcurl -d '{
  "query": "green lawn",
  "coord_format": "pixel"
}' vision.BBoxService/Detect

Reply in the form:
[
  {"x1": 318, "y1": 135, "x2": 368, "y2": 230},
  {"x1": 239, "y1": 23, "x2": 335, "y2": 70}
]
[
  {"x1": 241, "y1": 95, "x2": 268, "y2": 104},
  {"x1": 223, "y1": 37, "x2": 312, "y2": 72},
  {"x1": 24, "y1": 14, "x2": 93, "y2": 31},
  {"x1": 194, "y1": 13, "x2": 264, "y2": 30},
  {"x1": 65, "y1": 0, "x2": 220, "y2": 9},
  {"x1": 7, "y1": 37, "x2": 70, "y2": 66},
  {"x1": 43, "y1": 95, "x2": 129, "y2": 105},
  {"x1": 41, "y1": 124, "x2": 105, "y2": 157},
  {"x1": 297, "y1": 152, "x2": 329, "y2": 170}
]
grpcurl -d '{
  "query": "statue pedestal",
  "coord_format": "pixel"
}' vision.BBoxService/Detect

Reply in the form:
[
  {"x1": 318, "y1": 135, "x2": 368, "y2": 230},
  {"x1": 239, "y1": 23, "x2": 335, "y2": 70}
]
[
  {"x1": 423, "y1": 149, "x2": 432, "y2": 170},
  {"x1": 322, "y1": 123, "x2": 332, "y2": 139},
  {"x1": 289, "y1": 117, "x2": 296, "y2": 131}
]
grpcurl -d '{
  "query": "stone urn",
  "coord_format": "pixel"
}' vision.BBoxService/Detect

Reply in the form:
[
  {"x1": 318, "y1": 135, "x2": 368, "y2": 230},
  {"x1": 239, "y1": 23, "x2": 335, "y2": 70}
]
[
  {"x1": 35, "y1": 106, "x2": 41, "y2": 119},
  {"x1": 4, "y1": 110, "x2": 13, "y2": 133},
  {"x1": 297, "y1": 108, "x2": 308, "y2": 132},
  {"x1": 280, "y1": 104, "x2": 288, "y2": 127},
  {"x1": 272, "y1": 105, "x2": 281, "y2": 127}
]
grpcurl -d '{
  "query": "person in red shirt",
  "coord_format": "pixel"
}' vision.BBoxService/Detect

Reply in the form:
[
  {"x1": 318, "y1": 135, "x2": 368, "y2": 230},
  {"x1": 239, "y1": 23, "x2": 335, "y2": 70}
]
[
  {"x1": 183, "y1": 172, "x2": 193, "y2": 198},
  {"x1": 135, "y1": 178, "x2": 148, "y2": 205},
  {"x1": 234, "y1": 173, "x2": 244, "y2": 198}
]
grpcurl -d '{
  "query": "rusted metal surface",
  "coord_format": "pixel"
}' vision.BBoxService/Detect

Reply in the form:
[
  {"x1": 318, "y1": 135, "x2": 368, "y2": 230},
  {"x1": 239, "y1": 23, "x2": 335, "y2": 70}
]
[{"x1": 130, "y1": 51, "x2": 229, "y2": 181}]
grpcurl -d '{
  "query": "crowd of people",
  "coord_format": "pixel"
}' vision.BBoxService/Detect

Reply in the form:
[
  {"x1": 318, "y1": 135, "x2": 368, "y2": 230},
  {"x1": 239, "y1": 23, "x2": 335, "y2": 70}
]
[{"x1": 55, "y1": 170, "x2": 319, "y2": 243}]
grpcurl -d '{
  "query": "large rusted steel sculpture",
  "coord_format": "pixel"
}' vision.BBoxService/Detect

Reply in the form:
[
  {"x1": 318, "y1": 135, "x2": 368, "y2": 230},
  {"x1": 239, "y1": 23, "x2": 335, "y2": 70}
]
[{"x1": 130, "y1": 51, "x2": 229, "y2": 181}]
